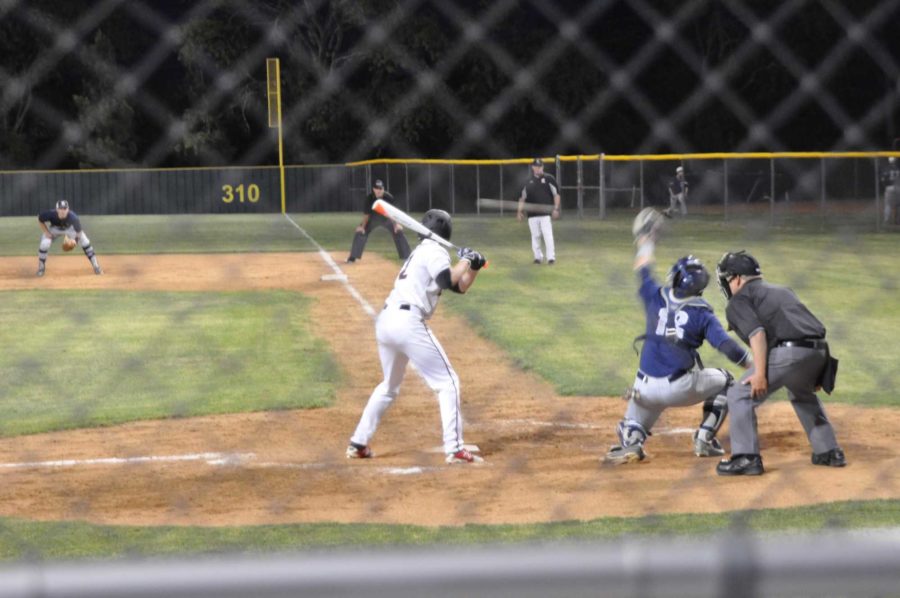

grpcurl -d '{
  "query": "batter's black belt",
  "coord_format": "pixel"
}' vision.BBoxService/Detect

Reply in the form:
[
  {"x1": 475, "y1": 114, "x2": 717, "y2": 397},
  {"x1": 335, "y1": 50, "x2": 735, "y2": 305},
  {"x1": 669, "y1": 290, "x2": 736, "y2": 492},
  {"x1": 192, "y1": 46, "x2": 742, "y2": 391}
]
[
  {"x1": 637, "y1": 368, "x2": 691, "y2": 383},
  {"x1": 776, "y1": 339, "x2": 828, "y2": 350}
]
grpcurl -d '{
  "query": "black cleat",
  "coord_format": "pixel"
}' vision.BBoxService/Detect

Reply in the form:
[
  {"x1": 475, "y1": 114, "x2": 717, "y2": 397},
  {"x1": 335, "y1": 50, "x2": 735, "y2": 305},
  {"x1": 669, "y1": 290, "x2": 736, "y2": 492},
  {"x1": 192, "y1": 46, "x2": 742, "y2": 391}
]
[
  {"x1": 548, "y1": 259, "x2": 555, "y2": 265},
  {"x1": 812, "y1": 447, "x2": 846, "y2": 467},
  {"x1": 716, "y1": 454, "x2": 764, "y2": 476},
  {"x1": 533, "y1": 259, "x2": 541, "y2": 265}
]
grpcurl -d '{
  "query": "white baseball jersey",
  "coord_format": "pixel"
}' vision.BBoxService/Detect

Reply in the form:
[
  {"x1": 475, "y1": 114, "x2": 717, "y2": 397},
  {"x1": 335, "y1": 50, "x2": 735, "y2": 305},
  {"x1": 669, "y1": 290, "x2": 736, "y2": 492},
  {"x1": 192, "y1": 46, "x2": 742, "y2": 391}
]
[
  {"x1": 350, "y1": 238, "x2": 467, "y2": 456},
  {"x1": 384, "y1": 239, "x2": 451, "y2": 319}
]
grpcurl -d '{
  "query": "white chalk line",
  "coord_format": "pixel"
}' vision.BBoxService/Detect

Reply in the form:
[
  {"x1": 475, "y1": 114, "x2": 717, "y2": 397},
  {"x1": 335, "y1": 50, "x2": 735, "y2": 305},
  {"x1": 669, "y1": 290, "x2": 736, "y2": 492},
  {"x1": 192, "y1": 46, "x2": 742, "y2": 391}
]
[
  {"x1": 0, "y1": 451, "x2": 450, "y2": 476},
  {"x1": 485, "y1": 419, "x2": 694, "y2": 436},
  {"x1": 0, "y1": 452, "x2": 255, "y2": 471}
]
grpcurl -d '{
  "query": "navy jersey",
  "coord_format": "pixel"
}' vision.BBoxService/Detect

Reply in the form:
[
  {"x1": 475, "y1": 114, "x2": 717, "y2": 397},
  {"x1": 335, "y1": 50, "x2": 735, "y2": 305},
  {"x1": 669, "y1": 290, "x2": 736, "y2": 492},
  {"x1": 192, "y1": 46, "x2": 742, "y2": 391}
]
[
  {"x1": 668, "y1": 177, "x2": 688, "y2": 195},
  {"x1": 39, "y1": 209, "x2": 82, "y2": 232},
  {"x1": 637, "y1": 266, "x2": 746, "y2": 376}
]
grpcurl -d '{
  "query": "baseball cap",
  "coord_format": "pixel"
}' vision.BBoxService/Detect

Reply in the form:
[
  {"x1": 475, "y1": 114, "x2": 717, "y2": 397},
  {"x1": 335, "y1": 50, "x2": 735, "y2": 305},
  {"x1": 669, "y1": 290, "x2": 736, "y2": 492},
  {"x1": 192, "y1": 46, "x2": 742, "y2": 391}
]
[
  {"x1": 676, "y1": 166, "x2": 684, "y2": 174},
  {"x1": 532, "y1": 158, "x2": 544, "y2": 166},
  {"x1": 56, "y1": 200, "x2": 69, "y2": 209},
  {"x1": 373, "y1": 179, "x2": 384, "y2": 189}
]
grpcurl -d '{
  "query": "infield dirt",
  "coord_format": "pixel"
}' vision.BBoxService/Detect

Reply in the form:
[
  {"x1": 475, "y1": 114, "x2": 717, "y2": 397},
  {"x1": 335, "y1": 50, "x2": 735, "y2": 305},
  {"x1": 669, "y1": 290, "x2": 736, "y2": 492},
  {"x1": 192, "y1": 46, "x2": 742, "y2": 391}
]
[{"x1": 0, "y1": 252, "x2": 897, "y2": 527}]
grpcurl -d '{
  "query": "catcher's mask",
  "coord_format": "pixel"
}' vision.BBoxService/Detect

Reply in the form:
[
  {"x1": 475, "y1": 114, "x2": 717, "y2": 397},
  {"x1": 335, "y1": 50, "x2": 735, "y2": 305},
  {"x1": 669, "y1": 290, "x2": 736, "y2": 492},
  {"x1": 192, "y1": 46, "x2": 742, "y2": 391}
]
[
  {"x1": 715, "y1": 250, "x2": 761, "y2": 300},
  {"x1": 420, "y1": 209, "x2": 452, "y2": 241},
  {"x1": 668, "y1": 255, "x2": 709, "y2": 298}
]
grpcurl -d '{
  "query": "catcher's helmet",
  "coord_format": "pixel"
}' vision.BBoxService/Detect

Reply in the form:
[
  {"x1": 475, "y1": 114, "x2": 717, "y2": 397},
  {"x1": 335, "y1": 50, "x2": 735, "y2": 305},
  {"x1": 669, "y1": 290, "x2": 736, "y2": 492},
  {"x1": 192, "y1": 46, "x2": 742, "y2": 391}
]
[
  {"x1": 420, "y1": 209, "x2": 452, "y2": 241},
  {"x1": 715, "y1": 250, "x2": 761, "y2": 299},
  {"x1": 668, "y1": 255, "x2": 710, "y2": 298}
]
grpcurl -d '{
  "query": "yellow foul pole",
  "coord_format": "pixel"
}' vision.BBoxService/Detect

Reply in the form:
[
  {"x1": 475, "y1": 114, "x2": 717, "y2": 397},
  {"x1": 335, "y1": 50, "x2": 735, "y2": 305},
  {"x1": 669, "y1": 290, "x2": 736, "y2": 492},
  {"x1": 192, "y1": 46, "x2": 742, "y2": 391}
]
[{"x1": 266, "y1": 58, "x2": 286, "y2": 214}]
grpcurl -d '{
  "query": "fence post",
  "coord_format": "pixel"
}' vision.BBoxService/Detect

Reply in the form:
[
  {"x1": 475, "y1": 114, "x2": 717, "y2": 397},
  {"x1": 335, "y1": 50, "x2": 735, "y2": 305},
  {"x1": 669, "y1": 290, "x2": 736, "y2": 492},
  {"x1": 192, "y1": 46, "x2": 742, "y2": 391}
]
[
  {"x1": 476, "y1": 164, "x2": 480, "y2": 215},
  {"x1": 874, "y1": 158, "x2": 880, "y2": 232},
  {"x1": 820, "y1": 157, "x2": 826, "y2": 228},
  {"x1": 599, "y1": 153, "x2": 605, "y2": 218},
  {"x1": 640, "y1": 159, "x2": 645, "y2": 209},
  {"x1": 723, "y1": 158, "x2": 729, "y2": 220},
  {"x1": 770, "y1": 158, "x2": 775, "y2": 223},
  {"x1": 576, "y1": 156, "x2": 584, "y2": 219},
  {"x1": 366, "y1": 164, "x2": 372, "y2": 192},
  {"x1": 405, "y1": 163, "x2": 410, "y2": 212},
  {"x1": 499, "y1": 164, "x2": 504, "y2": 216},
  {"x1": 428, "y1": 163, "x2": 432, "y2": 210},
  {"x1": 450, "y1": 163, "x2": 455, "y2": 214}
]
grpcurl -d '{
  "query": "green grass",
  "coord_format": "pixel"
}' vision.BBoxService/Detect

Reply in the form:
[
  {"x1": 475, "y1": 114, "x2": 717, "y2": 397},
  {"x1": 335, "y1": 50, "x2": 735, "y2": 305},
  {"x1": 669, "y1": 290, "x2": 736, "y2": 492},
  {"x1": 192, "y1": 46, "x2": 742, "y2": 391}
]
[
  {"x1": 295, "y1": 212, "x2": 900, "y2": 406},
  {"x1": 0, "y1": 499, "x2": 897, "y2": 560},
  {"x1": 0, "y1": 290, "x2": 339, "y2": 436}
]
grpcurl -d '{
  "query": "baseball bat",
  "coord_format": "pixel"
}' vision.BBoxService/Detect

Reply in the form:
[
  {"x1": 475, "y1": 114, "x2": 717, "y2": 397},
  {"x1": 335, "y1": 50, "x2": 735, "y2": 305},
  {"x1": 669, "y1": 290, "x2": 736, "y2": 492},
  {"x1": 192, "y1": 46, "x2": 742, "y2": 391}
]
[
  {"x1": 476, "y1": 198, "x2": 555, "y2": 214},
  {"x1": 372, "y1": 199, "x2": 488, "y2": 268}
]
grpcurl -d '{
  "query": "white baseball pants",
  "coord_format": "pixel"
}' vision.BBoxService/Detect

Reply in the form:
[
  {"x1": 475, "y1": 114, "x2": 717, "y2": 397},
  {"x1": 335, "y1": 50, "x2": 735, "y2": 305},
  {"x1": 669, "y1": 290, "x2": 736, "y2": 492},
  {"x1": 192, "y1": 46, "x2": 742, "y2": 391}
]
[
  {"x1": 528, "y1": 215, "x2": 555, "y2": 262},
  {"x1": 625, "y1": 367, "x2": 729, "y2": 431},
  {"x1": 669, "y1": 192, "x2": 687, "y2": 216},
  {"x1": 351, "y1": 307, "x2": 465, "y2": 455}
]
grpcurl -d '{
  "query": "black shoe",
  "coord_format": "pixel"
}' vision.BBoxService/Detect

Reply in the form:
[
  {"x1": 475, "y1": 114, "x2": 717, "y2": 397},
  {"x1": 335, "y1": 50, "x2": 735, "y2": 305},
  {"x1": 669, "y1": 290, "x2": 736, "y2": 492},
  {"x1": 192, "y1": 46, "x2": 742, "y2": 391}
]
[
  {"x1": 716, "y1": 454, "x2": 764, "y2": 476},
  {"x1": 346, "y1": 257, "x2": 356, "y2": 264},
  {"x1": 533, "y1": 259, "x2": 541, "y2": 265},
  {"x1": 812, "y1": 447, "x2": 846, "y2": 467},
  {"x1": 548, "y1": 259, "x2": 555, "y2": 265}
]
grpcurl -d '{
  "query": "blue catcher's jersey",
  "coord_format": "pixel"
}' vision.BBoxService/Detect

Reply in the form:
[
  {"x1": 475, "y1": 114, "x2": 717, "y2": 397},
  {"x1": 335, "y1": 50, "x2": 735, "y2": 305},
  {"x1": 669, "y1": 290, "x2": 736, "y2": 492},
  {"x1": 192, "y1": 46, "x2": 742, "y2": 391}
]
[{"x1": 636, "y1": 265, "x2": 740, "y2": 377}]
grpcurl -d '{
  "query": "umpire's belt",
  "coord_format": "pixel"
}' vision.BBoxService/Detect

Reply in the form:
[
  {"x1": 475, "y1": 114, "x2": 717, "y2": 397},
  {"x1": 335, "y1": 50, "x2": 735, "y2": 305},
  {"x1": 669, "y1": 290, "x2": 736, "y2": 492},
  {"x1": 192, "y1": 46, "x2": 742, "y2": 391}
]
[
  {"x1": 636, "y1": 368, "x2": 690, "y2": 383},
  {"x1": 776, "y1": 339, "x2": 828, "y2": 350}
]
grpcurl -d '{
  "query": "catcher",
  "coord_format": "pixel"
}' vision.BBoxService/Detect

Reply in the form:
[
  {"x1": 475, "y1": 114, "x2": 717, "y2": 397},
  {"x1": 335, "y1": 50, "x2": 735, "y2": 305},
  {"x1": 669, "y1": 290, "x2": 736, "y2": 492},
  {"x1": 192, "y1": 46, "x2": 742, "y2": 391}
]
[
  {"x1": 36, "y1": 200, "x2": 102, "y2": 276},
  {"x1": 604, "y1": 208, "x2": 750, "y2": 465}
]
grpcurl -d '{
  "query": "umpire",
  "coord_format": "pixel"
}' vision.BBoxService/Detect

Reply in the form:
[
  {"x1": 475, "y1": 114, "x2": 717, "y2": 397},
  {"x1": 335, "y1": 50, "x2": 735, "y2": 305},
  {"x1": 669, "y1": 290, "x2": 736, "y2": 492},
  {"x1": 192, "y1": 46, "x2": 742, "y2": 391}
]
[
  {"x1": 714, "y1": 251, "x2": 845, "y2": 476},
  {"x1": 346, "y1": 180, "x2": 411, "y2": 263}
]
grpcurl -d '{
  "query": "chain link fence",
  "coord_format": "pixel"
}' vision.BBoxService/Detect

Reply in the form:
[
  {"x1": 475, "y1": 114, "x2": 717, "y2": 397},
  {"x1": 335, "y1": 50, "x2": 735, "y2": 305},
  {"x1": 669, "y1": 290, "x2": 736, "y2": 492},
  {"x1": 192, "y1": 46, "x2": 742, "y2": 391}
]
[{"x1": 2, "y1": 0, "x2": 900, "y2": 595}]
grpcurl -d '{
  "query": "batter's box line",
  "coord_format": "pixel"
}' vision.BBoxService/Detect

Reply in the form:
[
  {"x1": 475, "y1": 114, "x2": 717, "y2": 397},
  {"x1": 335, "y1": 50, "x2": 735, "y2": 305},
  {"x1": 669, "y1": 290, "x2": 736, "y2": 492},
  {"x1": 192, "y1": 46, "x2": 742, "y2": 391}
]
[{"x1": 480, "y1": 419, "x2": 693, "y2": 436}]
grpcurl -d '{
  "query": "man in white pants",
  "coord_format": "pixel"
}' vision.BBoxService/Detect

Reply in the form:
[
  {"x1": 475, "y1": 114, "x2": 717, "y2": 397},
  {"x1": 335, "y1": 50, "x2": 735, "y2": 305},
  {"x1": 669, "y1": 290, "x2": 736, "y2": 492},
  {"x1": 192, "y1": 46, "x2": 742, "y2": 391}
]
[
  {"x1": 347, "y1": 209, "x2": 487, "y2": 464},
  {"x1": 517, "y1": 158, "x2": 560, "y2": 265},
  {"x1": 36, "y1": 199, "x2": 102, "y2": 276}
]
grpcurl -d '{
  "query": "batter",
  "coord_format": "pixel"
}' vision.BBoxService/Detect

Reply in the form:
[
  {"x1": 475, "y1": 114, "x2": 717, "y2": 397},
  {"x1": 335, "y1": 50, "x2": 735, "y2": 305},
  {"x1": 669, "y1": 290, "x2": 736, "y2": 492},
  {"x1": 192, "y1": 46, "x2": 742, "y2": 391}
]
[{"x1": 347, "y1": 209, "x2": 487, "y2": 464}]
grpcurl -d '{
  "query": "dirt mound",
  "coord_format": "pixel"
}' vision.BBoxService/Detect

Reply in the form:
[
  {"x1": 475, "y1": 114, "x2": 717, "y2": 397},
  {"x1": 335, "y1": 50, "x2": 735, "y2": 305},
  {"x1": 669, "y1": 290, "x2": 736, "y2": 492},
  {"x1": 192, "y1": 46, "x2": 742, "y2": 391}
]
[{"x1": 0, "y1": 253, "x2": 896, "y2": 527}]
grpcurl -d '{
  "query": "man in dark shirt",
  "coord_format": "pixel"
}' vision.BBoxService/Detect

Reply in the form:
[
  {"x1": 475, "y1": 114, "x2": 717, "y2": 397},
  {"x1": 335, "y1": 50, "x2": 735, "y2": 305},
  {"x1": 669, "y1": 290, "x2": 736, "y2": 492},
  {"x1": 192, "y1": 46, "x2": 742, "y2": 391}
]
[
  {"x1": 714, "y1": 250, "x2": 845, "y2": 476},
  {"x1": 517, "y1": 158, "x2": 560, "y2": 265},
  {"x1": 37, "y1": 200, "x2": 102, "y2": 276},
  {"x1": 346, "y1": 180, "x2": 411, "y2": 263},
  {"x1": 882, "y1": 156, "x2": 899, "y2": 225},
  {"x1": 665, "y1": 166, "x2": 688, "y2": 217}
]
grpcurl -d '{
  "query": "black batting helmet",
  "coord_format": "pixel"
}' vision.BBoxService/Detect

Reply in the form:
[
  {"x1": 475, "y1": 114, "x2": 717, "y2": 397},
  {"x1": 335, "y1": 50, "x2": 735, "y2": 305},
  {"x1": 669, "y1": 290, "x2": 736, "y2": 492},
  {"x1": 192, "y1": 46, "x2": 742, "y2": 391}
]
[
  {"x1": 716, "y1": 250, "x2": 761, "y2": 299},
  {"x1": 420, "y1": 209, "x2": 452, "y2": 241}
]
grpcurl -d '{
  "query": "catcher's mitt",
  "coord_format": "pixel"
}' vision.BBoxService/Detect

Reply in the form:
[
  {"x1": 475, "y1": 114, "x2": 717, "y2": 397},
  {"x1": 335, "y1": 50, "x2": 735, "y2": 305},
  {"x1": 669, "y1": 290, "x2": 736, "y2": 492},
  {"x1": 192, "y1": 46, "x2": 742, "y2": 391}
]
[
  {"x1": 62, "y1": 237, "x2": 77, "y2": 252},
  {"x1": 632, "y1": 207, "x2": 664, "y2": 241}
]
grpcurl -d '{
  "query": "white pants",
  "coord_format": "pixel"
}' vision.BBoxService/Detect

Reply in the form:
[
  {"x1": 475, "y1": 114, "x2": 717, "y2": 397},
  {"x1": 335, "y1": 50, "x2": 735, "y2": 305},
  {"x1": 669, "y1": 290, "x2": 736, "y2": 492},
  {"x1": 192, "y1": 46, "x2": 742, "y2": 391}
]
[
  {"x1": 351, "y1": 307, "x2": 465, "y2": 454},
  {"x1": 885, "y1": 186, "x2": 898, "y2": 224},
  {"x1": 668, "y1": 193, "x2": 687, "y2": 216},
  {"x1": 625, "y1": 367, "x2": 729, "y2": 431},
  {"x1": 40, "y1": 226, "x2": 91, "y2": 250},
  {"x1": 528, "y1": 216, "x2": 555, "y2": 261}
]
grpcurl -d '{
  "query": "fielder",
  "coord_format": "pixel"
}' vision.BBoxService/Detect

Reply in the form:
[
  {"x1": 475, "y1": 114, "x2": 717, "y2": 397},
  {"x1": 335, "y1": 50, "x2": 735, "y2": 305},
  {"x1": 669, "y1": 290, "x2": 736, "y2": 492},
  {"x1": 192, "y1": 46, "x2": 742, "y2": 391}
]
[
  {"x1": 605, "y1": 209, "x2": 750, "y2": 465},
  {"x1": 36, "y1": 200, "x2": 102, "y2": 276},
  {"x1": 881, "y1": 157, "x2": 899, "y2": 225},
  {"x1": 347, "y1": 209, "x2": 487, "y2": 464},
  {"x1": 665, "y1": 166, "x2": 688, "y2": 217}
]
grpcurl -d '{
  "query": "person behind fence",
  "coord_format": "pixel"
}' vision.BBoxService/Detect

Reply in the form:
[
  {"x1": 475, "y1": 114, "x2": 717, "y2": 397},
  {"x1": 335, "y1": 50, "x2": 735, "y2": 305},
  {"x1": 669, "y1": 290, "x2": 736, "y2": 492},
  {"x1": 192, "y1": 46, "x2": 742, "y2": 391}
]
[
  {"x1": 714, "y1": 250, "x2": 845, "y2": 476},
  {"x1": 604, "y1": 209, "x2": 750, "y2": 465},
  {"x1": 517, "y1": 158, "x2": 560, "y2": 265},
  {"x1": 36, "y1": 200, "x2": 102, "y2": 276},
  {"x1": 881, "y1": 156, "x2": 899, "y2": 225},
  {"x1": 664, "y1": 166, "x2": 688, "y2": 217},
  {"x1": 346, "y1": 180, "x2": 411, "y2": 263}
]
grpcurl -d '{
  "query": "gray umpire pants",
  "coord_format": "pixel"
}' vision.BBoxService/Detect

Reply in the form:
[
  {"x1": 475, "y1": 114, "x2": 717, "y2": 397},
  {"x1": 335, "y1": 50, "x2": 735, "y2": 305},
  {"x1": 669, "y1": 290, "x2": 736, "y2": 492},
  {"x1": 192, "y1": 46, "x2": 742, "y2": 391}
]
[
  {"x1": 727, "y1": 346, "x2": 839, "y2": 455},
  {"x1": 349, "y1": 216, "x2": 411, "y2": 261}
]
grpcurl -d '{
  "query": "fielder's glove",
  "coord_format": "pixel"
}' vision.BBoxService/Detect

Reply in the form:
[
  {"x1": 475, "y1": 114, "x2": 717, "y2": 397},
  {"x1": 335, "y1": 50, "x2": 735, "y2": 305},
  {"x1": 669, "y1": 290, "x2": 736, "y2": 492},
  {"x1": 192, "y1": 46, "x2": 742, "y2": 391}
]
[
  {"x1": 62, "y1": 237, "x2": 77, "y2": 252},
  {"x1": 632, "y1": 207, "x2": 665, "y2": 242}
]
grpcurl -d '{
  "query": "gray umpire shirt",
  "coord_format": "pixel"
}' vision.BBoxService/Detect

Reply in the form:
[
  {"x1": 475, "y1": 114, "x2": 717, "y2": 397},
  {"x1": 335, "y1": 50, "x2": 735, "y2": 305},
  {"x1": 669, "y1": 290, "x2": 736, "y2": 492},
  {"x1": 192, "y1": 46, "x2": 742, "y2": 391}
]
[{"x1": 724, "y1": 278, "x2": 826, "y2": 348}]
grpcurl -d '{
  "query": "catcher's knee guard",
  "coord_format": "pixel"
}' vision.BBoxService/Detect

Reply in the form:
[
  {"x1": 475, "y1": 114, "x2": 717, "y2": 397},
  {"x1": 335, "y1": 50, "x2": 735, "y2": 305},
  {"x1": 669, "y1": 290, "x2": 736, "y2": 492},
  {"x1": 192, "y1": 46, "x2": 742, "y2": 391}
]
[
  {"x1": 616, "y1": 418, "x2": 648, "y2": 448},
  {"x1": 699, "y1": 394, "x2": 728, "y2": 438}
]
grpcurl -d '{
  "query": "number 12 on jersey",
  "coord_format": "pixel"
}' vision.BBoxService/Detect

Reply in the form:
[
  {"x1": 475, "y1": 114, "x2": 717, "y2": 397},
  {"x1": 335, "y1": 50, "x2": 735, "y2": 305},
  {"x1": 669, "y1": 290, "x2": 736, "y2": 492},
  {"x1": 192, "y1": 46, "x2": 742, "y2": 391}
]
[{"x1": 656, "y1": 308, "x2": 688, "y2": 340}]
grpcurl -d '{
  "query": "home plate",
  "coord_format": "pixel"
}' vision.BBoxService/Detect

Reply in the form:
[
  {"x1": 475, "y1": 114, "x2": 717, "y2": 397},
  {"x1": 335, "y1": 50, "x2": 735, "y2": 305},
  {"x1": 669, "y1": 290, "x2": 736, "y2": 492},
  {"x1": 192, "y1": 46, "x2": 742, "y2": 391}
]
[
  {"x1": 321, "y1": 273, "x2": 348, "y2": 282},
  {"x1": 427, "y1": 444, "x2": 480, "y2": 454}
]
